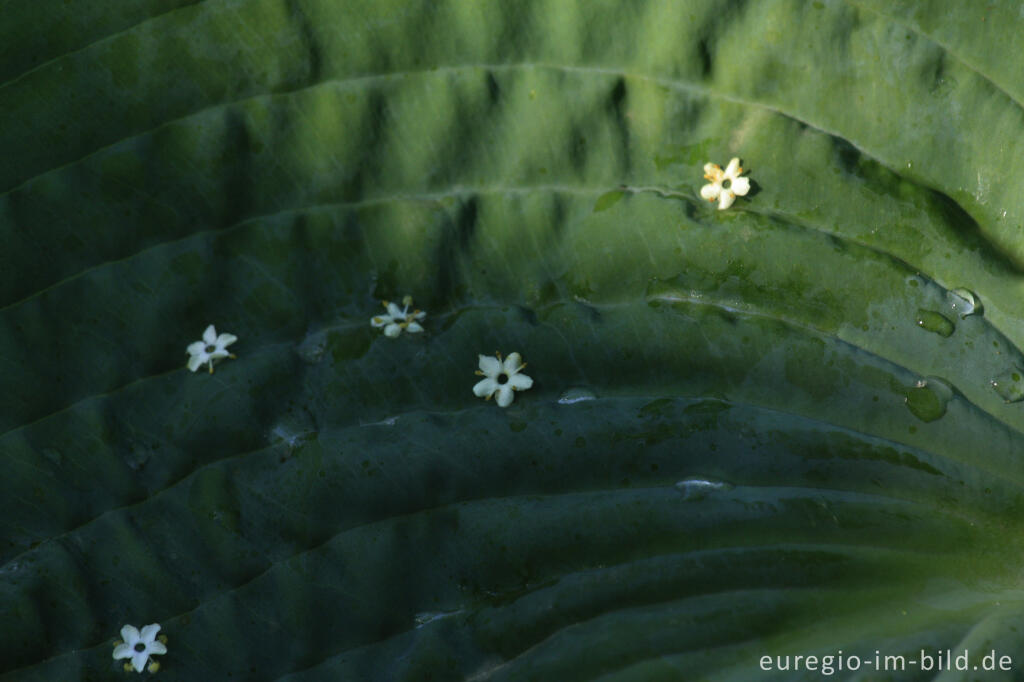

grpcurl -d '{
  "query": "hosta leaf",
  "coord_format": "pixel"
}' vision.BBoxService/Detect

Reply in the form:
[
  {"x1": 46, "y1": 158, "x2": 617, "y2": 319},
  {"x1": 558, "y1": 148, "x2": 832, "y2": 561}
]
[{"x1": 3, "y1": 1, "x2": 1024, "y2": 680}]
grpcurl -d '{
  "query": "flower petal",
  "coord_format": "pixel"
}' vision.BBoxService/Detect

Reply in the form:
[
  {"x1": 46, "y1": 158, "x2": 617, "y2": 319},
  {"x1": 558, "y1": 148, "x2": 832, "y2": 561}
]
[
  {"x1": 473, "y1": 378, "x2": 499, "y2": 397},
  {"x1": 216, "y1": 333, "x2": 237, "y2": 349},
  {"x1": 703, "y1": 162, "x2": 722, "y2": 181},
  {"x1": 412, "y1": 310, "x2": 426, "y2": 321},
  {"x1": 495, "y1": 385, "x2": 515, "y2": 407},
  {"x1": 120, "y1": 625, "x2": 141, "y2": 645},
  {"x1": 208, "y1": 349, "x2": 230, "y2": 361},
  {"x1": 508, "y1": 373, "x2": 533, "y2": 390},
  {"x1": 384, "y1": 323, "x2": 402, "y2": 338},
  {"x1": 386, "y1": 302, "x2": 405, "y2": 318},
  {"x1": 405, "y1": 321, "x2": 424, "y2": 333},
  {"x1": 148, "y1": 641, "x2": 168, "y2": 656},
  {"x1": 725, "y1": 157, "x2": 742, "y2": 178},
  {"x1": 718, "y1": 190, "x2": 736, "y2": 210},
  {"x1": 477, "y1": 354, "x2": 501, "y2": 378},
  {"x1": 371, "y1": 315, "x2": 391, "y2": 328},
  {"x1": 139, "y1": 624, "x2": 161, "y2": 642},
  {"x1": 131, "y1": 651, "x2": 149, "y2": 673},
  {"x1": 187, "y1": 354, "x2": 205, "y2": 372},
  {"x1": 700, "y1": 183, "x2": 721, "y2": 201},
  {"x1": 112, "y1": 643, "x2": 133, "y2": 660},
  {"x1": 186, "y1": 341, "x2": 205, "y2": 356},
  {"x1": 202, "y1": 325, "x2": 218, "y2": 345},
  {"x1": 730, "y1": 176, "x2": 750, "y2": 196},
  {"x1": 502, "y1": 352, "x2": 524, "y2": 374}
]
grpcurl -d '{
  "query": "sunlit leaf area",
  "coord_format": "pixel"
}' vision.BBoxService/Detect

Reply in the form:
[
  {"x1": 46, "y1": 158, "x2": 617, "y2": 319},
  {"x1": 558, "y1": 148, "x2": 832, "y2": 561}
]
[{"x1": 4, "y1": 2, "x2": 1024, "y2": 680}]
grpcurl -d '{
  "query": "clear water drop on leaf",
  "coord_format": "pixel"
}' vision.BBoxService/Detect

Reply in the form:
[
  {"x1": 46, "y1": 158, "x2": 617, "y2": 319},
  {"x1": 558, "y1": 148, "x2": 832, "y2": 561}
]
[
  {"x1": 674, "y1": 477, "x2": 734, "y2": 500},
  {"x1": 362, "y1": 416, "x2": 398, "y2": 427},
  {"x1": 414, "y1": 609, "x2": 464, "y2": 628},
  {"x1": 990, "y1": 368, "x2": 1024, "y2": 403},
  {"x1": 41, "y1": 448, "x2": 63, "y2": 466},
  {"x1": 270, "y1": 421, "x2": 316, "y2": 455},
  {"x1": 593, "y1": 190, "x2": 624, "y2": 212},
  {"x1": 558, "y1": 388, "x2": 597, "y2": 404},
  {"x1": 904, "y1": 377, "x2": 953, "y2": 422},
  {"x1": 915, "y1": 309, "x2": 955, "y2": 337},
  {"x1": 947, "y1": 288, "x2": 982, "y2": 318},
  {"x1": 296, "y1": 332, "x2": 327, "y2": 364}
]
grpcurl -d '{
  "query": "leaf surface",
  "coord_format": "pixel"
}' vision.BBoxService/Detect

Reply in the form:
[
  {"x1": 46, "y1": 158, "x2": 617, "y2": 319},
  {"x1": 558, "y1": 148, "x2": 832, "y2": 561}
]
[{"x1": 3, "y1": 2, "x2": 1024, "y2": 680}]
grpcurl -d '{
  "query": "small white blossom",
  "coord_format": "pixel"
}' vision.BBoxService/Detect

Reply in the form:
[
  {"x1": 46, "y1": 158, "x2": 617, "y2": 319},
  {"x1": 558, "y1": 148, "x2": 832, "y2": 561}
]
[
  {"x1": 371, "y1": 295, "x2": 426, "y2": 338},
  {"x1": 112, "y1": 623, "x2": 167, "y2": 674},
  {"x1": 473, "y1": 351, "x2": 533, "y2": 407},
  {"x1": 700, "y1": 157, "x2": 751, "y2": 210},
  {"x1": 186, "y1": 324, "x2": 237, "y2": 373}
]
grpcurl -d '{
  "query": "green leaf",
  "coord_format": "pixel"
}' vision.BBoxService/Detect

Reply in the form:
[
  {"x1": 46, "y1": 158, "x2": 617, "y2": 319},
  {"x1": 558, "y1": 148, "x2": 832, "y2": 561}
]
[
  {"x1": 594, "y1": 190, "x2": 626, "y2": 212},
  {"x1": 3, "y1": 1, "x2": 1024, "y2": 680}
]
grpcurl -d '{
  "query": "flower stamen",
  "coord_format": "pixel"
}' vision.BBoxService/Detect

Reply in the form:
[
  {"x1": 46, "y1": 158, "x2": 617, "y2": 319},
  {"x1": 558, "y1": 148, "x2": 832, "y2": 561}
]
[
  {"x1": 186, "y1": 325, "x2": 238, "y2": 374},
  {"x1": 112, "y1": 623, "x2": 167, "y2": 674},
  {"x1": 472, "y1": 352, "x2": 534, "y2": 407},
  {"x1": 699, "y1": 157, "x2": 751, "y2": 210},
  {"x1": 371, "y1": 296, "x2": 427, "y2": 337}
]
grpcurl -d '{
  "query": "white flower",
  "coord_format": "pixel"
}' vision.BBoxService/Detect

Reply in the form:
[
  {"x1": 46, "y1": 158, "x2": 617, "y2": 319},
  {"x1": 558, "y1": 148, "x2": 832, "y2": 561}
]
[
  {"x1": 473, "y1": 351, "x2": 533, "y2": 407},
  {"x1": 700, "y1": 157, "x2": 751, "y2": 210},
  {"x1": 186, "y1": 324, "x2": 237, "y2": 373},
  {"x1": 112, "y1": 623, "x2": 167, "y2": 674},
  {"x1": 371, "y1": 295, "x2": 426, "y2": 338}
]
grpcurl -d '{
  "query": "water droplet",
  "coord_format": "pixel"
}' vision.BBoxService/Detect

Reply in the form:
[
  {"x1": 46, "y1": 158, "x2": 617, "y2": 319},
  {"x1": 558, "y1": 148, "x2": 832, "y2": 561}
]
[
  {"x1": 124, "y1": 448, "x2": 151, "y2": 471},
  {"x1": 594, "y1": 190, "x2": 624, "y2": 212},
  {"x1": 41, "y1": 448, "x2": 64, "y2": 466},
  {"x1": 991, "y1": 368, "x2": 1024, "y2": 403},
  {"x1": 414, "y1": 609, "x2": 464, "y2": 628},
  {"x1": 296, "y1": 333, "x2": 327, "y2": 364},
  {"x1": 947, "y1": 288, "x2": 982, "y2": 318},
  {"x1": 362, "y1": 416, "x2": 398, "y2": 427},
  {"x1": 904, "y1": 377, "x2": 953, "y2": 422},
  {"x1": 674, "y1": 477, "x2": 734, "y2": 500},
  {"x1": 915, "y1": 309, "x2": 954, "y2": 337},
  {"x1": 270, "y1": 424, "x2": 316, "y2": 452},
  {"x1": 558, "y1": 388, "x2": 597, "y2": 404}
]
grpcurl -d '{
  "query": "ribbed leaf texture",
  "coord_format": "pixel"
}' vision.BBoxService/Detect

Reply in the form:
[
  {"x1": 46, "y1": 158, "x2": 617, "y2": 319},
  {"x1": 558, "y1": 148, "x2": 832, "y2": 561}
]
[{"x1": 3, "y1": 1, "x2": 1024, "y2": 680}]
